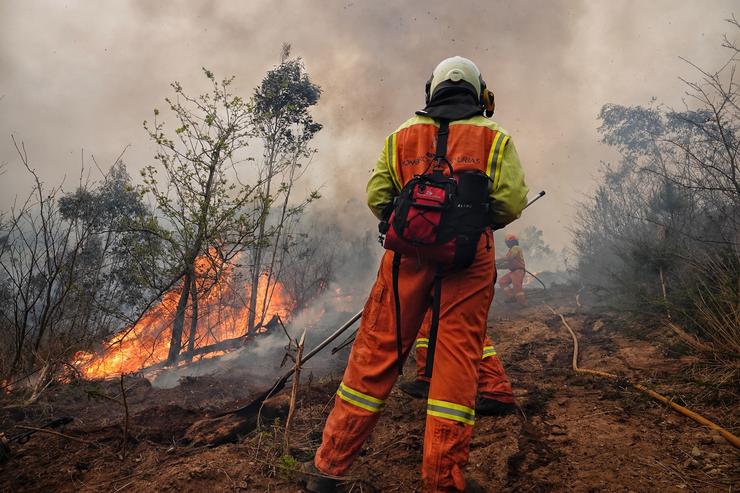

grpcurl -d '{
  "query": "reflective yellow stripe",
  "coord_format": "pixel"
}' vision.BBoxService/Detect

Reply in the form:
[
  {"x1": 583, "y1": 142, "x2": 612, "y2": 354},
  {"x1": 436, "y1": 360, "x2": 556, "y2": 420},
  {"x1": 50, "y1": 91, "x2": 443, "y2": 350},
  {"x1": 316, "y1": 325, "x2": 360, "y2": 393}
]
[
  {"x1": 486, "y1": 132, "x2": 505, "y2": 178},
  {"x1": 337, "y1": 382, "x2": 384, "y2": 413},
  {"x1": 427, "y1": 399, "x2": 475, "y2": 425},
  {"x1": 482, "y1": 346, "x2": 497, "y2": 359},
  {"x1": 492, "y1": 134, "x2": 510, "y2": 191},
  {"x1": 387, "y1": 133, "x2": 402, "y2": 192},
  {"x1": 415, "y1": 338, "x2": 429, "y2": 349}
]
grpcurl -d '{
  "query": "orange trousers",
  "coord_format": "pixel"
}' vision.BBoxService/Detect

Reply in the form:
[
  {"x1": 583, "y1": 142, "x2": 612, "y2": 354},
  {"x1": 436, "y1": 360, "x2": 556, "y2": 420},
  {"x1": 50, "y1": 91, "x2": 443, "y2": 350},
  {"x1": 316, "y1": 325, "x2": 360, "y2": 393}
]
[
  {"x1": 499, "y1": 269, "x2": 526, "y2": 304},
  {"x1": 315, "y1": 233, "x2": 495, "y2": 492},
  {"x1": 414, "y1": 321, "x2": 514, "y2": 403}
]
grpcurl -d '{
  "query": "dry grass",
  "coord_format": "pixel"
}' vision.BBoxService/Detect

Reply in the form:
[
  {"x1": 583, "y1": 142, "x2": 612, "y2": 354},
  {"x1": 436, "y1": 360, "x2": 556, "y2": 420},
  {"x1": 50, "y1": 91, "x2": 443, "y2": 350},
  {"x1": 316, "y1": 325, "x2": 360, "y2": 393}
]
[{"x1": 677, "y1": 254, "x2": 740, "y2": 387}]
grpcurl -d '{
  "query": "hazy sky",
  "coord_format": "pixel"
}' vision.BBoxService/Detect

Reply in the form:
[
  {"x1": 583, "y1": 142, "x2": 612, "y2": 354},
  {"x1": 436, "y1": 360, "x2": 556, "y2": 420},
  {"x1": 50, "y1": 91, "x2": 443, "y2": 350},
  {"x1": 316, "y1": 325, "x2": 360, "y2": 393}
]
[{"x1": 1, "y1": 0, "x2": 737, "y2": 250}]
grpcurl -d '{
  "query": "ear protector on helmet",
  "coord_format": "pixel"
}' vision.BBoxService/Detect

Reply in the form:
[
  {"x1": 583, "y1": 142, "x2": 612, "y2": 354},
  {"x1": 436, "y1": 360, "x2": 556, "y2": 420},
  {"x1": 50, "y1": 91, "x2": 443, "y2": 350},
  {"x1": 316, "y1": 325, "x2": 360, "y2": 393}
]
[
  {"x1": 480, "y1": 77, "x2": 495, "y2": 117},
  {"x1": 424, "y1": 76, "x2": 433, "y2": 105},
  {"x1": 425, "y1": 73, "x2": 496, "y2": 117}
]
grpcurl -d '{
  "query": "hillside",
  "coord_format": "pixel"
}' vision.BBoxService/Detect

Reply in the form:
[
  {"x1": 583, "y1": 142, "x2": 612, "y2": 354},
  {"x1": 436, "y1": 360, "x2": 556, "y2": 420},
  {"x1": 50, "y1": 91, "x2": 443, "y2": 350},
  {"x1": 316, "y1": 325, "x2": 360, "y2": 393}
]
[{"x1": 2, "y1": 287, "x2": 738, "y2": 492}]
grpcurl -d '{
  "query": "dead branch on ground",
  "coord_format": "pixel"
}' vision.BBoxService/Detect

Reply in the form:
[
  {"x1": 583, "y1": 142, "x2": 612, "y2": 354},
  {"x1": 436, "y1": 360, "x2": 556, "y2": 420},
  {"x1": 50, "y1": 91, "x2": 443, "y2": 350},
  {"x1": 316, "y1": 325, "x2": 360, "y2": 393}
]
[
  {"x1": 284, "y1": 329, "x2": 306, "y2": 454},
  {"x1": 120, "y1": 374, "x2": 129, "y2": 460}
]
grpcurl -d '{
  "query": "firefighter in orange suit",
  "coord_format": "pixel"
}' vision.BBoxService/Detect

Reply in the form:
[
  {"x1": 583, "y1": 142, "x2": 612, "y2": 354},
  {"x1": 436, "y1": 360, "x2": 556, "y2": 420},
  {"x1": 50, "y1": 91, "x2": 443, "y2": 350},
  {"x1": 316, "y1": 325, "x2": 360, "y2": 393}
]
[
  {"x1": 304, "y1": 56, "x2": 528, "y2": 493},
  {"x1": 497, "y1": 234, "x2": 527, "y2": 306},
  {"x1": 399, "y1": 307, "x2": 517, "y2": 416}
]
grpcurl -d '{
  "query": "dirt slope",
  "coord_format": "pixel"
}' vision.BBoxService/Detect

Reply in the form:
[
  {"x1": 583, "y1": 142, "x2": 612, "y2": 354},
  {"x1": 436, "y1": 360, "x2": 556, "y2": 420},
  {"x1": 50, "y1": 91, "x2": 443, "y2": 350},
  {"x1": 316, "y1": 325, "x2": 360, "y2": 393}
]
[{"x1": 1, "y1": 288, "x2": 738, "y2": 492}]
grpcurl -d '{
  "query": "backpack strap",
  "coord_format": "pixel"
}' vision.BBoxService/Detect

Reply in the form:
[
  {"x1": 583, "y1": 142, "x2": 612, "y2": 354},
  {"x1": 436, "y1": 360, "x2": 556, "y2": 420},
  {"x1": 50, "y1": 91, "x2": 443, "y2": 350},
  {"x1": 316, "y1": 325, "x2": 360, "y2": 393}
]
[
  {"x1": 429, "y1": 119, "x2": 453, "y2": 175},
  {"x1": 423, "y1": 265, "x2": 444, "y2": 379},
  {"x1": 392, "y1": 252, "x2": 404, "y2": 374},
  {"x1": 391, "y1": 120, "x2": 451, "y2": 375},
  {"x1": 422, "y1": 118, "x2": 450, "y2": 372},
  {"x1": 435, "y1": 119, "x2": 450, "y2": 161}
]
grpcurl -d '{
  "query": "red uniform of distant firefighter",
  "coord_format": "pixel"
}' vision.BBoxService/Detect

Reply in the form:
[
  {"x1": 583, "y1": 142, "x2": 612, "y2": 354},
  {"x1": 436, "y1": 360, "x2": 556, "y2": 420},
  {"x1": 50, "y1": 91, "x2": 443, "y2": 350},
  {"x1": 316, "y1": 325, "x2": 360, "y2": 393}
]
[
  {"x1": 497, "y1": 233, "x2": 527, "y2": 306},
  {"x1": 302, "y1": 56, "x2": 528, "y2": 492}
]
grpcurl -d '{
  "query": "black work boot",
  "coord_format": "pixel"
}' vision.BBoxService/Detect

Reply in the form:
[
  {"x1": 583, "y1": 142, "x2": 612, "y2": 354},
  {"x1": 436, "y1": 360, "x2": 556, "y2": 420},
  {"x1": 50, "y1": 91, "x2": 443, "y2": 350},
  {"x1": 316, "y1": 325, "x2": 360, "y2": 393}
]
[
  {"x1": 464, "y1": 478, "x2": 487, "y2": 493},
  {"x1": 300, "y1": 461, "x2": 337, "y2": 493},
  {"x1": 398, "y1": 379, "x2": 430, "y2": 399},
  {"x1": 476, "y1": 397, "x2": 517, "y2": 416}
]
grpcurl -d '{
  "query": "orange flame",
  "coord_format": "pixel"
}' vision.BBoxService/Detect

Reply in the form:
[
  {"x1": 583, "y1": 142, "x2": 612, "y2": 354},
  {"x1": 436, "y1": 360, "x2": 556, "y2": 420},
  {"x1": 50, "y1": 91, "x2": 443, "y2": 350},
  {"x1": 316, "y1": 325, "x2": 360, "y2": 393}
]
[{"x1": 72, "y1": 255, "x2": 293, "y2": 380}]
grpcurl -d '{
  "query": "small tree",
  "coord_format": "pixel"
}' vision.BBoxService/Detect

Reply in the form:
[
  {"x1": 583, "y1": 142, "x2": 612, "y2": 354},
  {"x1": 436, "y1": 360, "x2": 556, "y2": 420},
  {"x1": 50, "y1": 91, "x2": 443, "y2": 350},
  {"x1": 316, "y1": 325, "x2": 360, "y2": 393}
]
[
  {"x1": 245, "y1": 45, "x2": 322, "y2": 332},
  {"x1": 142, "y1": 69, "x2": 258, "y2": 364},
  {"x1": 58, "y1": 161, "x2": 166, "y2": 330}
]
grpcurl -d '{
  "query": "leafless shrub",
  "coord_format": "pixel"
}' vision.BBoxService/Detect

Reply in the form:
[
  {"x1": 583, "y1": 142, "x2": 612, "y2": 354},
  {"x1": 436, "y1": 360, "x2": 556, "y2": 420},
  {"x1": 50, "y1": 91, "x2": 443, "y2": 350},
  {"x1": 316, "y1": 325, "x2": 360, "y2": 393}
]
[
  {"x1": 0, "y1": 141, "x2": 163, "y2": 394},
  {"x1": 574, "y1": 18, "x2": 740, "y2": 382}
]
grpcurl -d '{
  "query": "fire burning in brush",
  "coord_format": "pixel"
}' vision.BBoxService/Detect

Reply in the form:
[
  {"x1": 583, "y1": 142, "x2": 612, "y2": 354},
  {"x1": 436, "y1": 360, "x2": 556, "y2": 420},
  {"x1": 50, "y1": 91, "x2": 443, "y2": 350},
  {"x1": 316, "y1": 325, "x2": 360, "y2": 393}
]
[{"x1": 72, "y1": 255, "x2": 294, "y2": 380}]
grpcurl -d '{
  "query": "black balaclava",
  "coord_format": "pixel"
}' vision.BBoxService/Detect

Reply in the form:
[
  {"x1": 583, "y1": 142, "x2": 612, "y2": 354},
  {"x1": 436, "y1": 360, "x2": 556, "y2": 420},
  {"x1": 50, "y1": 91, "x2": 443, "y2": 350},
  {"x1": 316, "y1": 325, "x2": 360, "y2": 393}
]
[{"x1": 416, "y1": 80, "x2": 483, "y2": 121}]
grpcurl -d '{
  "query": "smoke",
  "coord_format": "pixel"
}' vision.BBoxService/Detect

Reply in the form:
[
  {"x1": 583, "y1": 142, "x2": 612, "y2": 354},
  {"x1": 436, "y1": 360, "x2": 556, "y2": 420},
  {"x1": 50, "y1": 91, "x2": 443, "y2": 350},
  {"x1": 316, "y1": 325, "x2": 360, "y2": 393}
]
[
  {"x1": 4, "y1": 1, "x2": 736, "y2": 390},
  {"x1": 1, "y1": 0, "x2": 737, "y2": 253},
  {"x1": 148, "y1": 278, "x2": 370, "y2": 389},
  {"x1": 146, "y1": 223, "x2": 381, "y2": 389},
  {"x1": 148, "y1": 329, "x2": 293, "y2": 389}
]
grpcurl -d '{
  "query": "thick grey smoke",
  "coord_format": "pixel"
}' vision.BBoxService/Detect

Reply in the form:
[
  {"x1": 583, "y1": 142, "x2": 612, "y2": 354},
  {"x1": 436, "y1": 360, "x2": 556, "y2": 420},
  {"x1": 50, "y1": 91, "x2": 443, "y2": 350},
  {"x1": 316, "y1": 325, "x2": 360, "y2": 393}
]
[
  {"x1": 1, "y1": 0, "x2": 737, "y2": 252},
  {"x1": 147, "y1": 281, "x2": 366, "y2": 389}
]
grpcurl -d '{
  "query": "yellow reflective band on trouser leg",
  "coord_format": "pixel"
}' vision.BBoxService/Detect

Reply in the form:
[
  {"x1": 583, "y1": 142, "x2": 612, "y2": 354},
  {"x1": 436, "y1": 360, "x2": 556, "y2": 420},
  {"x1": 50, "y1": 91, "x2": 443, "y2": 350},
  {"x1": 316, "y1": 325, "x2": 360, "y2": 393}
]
[
  {"x1": 482, "y1": 346, "x2": 497, "y2": 359},
  {"x1": 415, "y1": 338, "x2": 429, "y2": 350},
  {"x1": 427, "y1": 399, "x2": 475, "y2": 425},
  {"x1": 336, "y1": 382, "x2": 385, "y2": 413}
]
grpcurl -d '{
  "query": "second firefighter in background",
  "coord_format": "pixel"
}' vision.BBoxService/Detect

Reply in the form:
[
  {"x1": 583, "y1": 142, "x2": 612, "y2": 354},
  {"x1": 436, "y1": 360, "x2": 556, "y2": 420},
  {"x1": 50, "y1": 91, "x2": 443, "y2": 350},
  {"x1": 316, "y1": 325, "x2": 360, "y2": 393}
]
[{"x1": 497, "y1": 233, "x2": 527, "y2": 306}]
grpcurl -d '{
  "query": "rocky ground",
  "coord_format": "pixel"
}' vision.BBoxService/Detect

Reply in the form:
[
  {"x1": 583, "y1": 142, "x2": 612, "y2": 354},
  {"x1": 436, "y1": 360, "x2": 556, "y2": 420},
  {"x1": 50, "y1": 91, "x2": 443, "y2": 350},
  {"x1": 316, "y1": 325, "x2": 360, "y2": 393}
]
[{"x1": 1, "y1": 286, "x2": 738, "y2": 492}]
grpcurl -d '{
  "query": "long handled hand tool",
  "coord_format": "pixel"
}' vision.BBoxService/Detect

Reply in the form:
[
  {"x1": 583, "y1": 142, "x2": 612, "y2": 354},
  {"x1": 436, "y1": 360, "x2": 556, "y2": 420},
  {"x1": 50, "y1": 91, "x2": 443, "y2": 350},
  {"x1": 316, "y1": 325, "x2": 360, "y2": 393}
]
[
  {"x1": 523, "y1": 190, "x2": 545, "y2": 210},
  {"x1": 205, "y1": 192, "x2": 549, "y2": 421},
  {"x1": 0, "y1": 416, "x2": 73, "y2": 463},
  {"x1": 522, "y1": 191, "x2": 547, "y2": 289},
  {"x1": 211, "y1": 310, "x2": 363, "y2": 418}
]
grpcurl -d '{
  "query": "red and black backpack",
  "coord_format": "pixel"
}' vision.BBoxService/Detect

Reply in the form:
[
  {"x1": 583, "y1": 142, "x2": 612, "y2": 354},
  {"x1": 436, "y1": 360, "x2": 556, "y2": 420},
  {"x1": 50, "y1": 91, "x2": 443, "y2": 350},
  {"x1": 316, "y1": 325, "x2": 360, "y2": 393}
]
[{"x1": 378, "y1": 119, "x2": 492, "y2": 375}]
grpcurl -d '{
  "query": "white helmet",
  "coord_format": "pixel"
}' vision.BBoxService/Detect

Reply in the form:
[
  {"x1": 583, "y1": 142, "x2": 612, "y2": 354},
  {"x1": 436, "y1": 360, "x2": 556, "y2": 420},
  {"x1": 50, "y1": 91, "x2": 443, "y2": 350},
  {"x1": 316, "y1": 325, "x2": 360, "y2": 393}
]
[{"x1": 427, "y1": 56, "x2": 483, "y2": 100}]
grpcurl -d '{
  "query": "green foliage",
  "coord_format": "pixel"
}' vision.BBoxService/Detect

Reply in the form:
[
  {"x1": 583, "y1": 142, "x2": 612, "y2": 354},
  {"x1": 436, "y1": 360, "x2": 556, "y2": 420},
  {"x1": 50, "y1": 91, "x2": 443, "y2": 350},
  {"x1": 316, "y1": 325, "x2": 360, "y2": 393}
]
[
  {"x1": 251, "y1": 48, "x2": 323, "y2": 156},
  {"x1": 142, "y1": 67, "x2": 257, "y2": 266},
  {"x1": 141, "y1": 68, "x2": 267, "y2": 362},
  {"x1": 277, "y1": 454, "x2": 299, "y2": 479},
  {"x1": 59, "y1": 162, "x2": 146, "y2": 227},
  {"x1": 279, "y1": 454, "x2": 298, "y2": 470},
  {"x1": 245, "y1": 47, "x2": 323, "y2": 331}
]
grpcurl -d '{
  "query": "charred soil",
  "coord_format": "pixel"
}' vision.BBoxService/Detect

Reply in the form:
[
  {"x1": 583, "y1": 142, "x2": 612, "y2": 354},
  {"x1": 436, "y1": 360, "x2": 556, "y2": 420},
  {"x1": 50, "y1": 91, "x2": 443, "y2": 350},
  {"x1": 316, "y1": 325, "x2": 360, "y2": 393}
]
[{"x1": 1, "y1": 288, "x2": 739, "y2": 492}]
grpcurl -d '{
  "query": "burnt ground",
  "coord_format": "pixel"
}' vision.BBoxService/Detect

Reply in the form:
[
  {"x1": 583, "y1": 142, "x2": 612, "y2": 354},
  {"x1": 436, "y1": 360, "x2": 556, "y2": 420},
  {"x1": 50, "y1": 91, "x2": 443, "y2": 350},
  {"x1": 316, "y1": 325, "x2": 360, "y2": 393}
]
[{"x1": 1, "y1": 287, "x2": 739, "y2": 492}]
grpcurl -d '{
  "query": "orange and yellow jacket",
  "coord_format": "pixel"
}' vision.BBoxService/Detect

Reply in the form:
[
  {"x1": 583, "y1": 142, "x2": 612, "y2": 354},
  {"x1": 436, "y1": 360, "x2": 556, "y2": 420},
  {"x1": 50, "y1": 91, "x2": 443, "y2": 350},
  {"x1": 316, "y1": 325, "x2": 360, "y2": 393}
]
[
  {"x1": 497, "y1": 245, "x2": 526, "y2": 271},
  {"x1": 366, "y1": 114, "x2": 528, "y2": 229}
]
